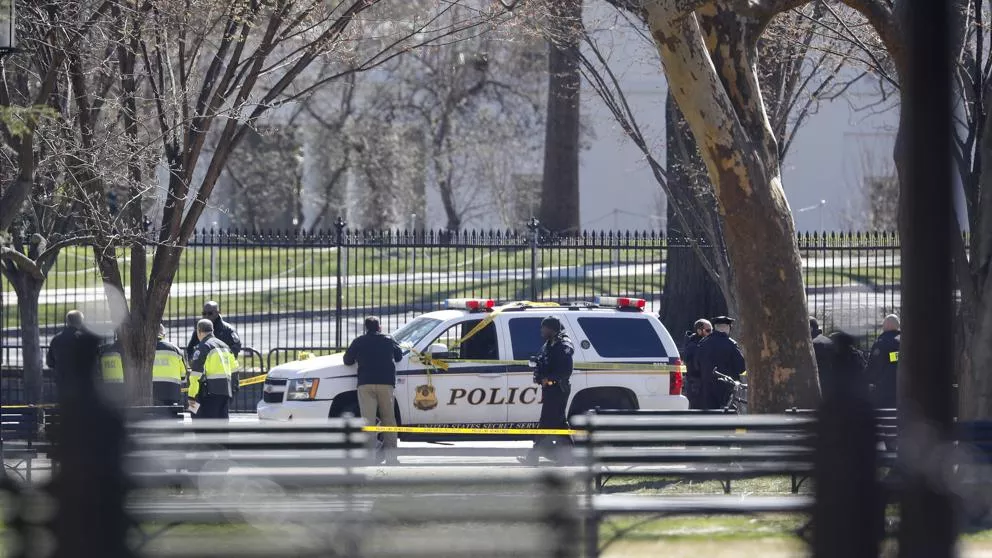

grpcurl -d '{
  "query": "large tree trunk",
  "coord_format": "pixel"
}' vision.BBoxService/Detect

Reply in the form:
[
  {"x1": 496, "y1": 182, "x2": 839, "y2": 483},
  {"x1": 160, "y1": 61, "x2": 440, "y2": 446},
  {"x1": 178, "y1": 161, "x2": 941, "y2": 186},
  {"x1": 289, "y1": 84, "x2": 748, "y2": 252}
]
[
  {"x1": 538, "y1": 0, "x2": 582, "y2": 233},
  {"x1": 661, "y1": 91, "x2": 730, "y2": 335},
  {"x1": 12, "y1": 275, "x2": 44, "y2": 404},
  {"x1": 120, "y1": 321, "x2": 157, "y2": 406},
  {"x1": 954, "y1": 69, "x2": 992, "y2": 419},
  {"x1": 94, "y1": 244, "x2": 157, "y2": 406},
  {"x1": 646, "y1": 7, "x2": 818, "y2": 411}
]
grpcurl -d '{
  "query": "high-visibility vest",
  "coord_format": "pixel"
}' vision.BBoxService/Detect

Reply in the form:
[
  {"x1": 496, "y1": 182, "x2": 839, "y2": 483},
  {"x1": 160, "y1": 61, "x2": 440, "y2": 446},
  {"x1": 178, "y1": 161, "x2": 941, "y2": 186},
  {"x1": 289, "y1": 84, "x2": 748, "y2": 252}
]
[
  {"x1": 153, "y1": 339, "x2": 186, "y2": 402},
  {"x1": 189, "y1": 338, "x2": 238, "y2": 398},
  {"x1": 203, "y1": 347, "x2": 237, "y2": 398},
  {"x1": 100, "y1": 347, "x2": 125, "y2": 384}
]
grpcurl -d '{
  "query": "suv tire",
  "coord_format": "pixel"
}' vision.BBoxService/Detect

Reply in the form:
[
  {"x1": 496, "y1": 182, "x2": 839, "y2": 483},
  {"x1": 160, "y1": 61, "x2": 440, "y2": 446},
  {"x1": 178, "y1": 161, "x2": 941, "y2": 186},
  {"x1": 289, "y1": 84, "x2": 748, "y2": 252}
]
[{"x1": 568, "y1": 391, "x2": 635, "y2": 420}]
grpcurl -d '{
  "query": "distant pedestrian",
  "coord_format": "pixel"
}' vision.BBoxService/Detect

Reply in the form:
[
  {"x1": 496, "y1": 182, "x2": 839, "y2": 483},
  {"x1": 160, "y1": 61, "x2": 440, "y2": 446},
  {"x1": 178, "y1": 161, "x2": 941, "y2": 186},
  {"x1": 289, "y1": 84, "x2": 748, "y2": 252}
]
[
  {"x1": 48, "y1": 310, "x2": 86, "y2": 385},
  {"x1": 188, "y1": 319, "x2": 238, "y2": 419},
  {"x1": 187, "y1": 301, "x2": 242, "y2": 360},
  {"x1": 866, "y1": 314, "x2": 900, "y2": 409},
  {"x1": 682, "y1": 319, "x2": 712, "y2": 409},
  {"x1": 696, "y1": 316, "x2": 746, "y2": 410},
  {"x1": 343, "y1": 316, "x2": 403, "y2": 465},
  {"x1": 153, "y1": 324, "x2": 186, "y2": 407}
]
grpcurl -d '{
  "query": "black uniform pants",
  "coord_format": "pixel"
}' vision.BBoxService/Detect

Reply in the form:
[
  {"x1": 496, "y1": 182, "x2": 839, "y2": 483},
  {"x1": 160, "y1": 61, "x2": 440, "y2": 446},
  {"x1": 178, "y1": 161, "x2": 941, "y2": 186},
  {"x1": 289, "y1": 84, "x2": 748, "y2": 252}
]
[
  {"x1": 194, "y1": 394, "x2": 230, "y2": 419},
  {"x1": 534, "y1": 384, "x2": 571, "y2": 453}
]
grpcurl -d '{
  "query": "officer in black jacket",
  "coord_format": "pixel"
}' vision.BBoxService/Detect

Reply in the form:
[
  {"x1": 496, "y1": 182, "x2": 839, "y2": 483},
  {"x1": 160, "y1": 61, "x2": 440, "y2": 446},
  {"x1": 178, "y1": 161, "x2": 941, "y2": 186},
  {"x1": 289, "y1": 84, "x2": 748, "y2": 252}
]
[
  {"x1": 696, "y1": 315, "x2": 746, "y2": 409},
  {"x1": 682, "y1": 319, "x2": 712, "y2": 409},
  {"x1": 48, "y1": 310, "x2": 86, "y2": 385},
  {"x1": 187, "y1": 301, "x2": 242, "y2": 359},
  {"x1": 866, "y1": 314, "x2": 900, "y2": 409},
  {"x1": 343, "y1": 317, "x2": 404, "y2": 465},
  {"x1": 519, "y1": 316, "x2": 574, "y2": 466}
]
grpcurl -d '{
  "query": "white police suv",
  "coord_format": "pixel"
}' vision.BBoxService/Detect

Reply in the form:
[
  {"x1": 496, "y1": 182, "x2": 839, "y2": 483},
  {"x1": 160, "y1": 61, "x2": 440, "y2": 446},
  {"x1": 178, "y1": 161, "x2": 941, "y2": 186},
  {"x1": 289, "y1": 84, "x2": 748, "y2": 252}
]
[{"x1": 257, "y1": 297, "x2": 689, "y2": 430}]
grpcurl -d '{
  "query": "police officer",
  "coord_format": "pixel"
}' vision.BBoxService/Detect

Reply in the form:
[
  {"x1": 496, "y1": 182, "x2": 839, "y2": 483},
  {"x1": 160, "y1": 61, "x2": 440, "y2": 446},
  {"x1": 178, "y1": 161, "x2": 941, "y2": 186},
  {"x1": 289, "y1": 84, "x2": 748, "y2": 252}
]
[
  {"x1": 188, "y1": 319, "x2": 238, "y2": 419},
  {"x1": 682, "y1": 319, "x2": 712, "y2": 409},
  {"x1": 187, "y1": 301, "x2": 242, "y2": 359},
  {"x1": 866, "y1": 314, "x2": 900, "y2": 409},
  {"x1": 48, "y1": 310, "x2": 86, "y2": 385},
  {"x1": 518, "y1": 316, "x2": 574, "y2": 466},
  {"x1": 696, "y1": 315, "x2": 746, "y2": 410},
  {"x1": 98, "y1": 330, "x2": 126, "y2": 404},
  {"x1": 153, "y1": 324, "x2": 186, "y2": 407}
]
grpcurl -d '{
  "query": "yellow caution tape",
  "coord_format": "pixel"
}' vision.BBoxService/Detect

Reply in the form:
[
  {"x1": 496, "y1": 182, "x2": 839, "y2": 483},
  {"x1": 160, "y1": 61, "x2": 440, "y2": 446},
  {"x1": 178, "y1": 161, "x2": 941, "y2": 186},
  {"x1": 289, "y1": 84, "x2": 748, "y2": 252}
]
[
  {"x1": 364, "y1": 425, "x2": 579, "y2": 436},
  {"x1": 238, "y1": 373, "x2": 268, "y2": 387},
  {"x1": 1, "y1": 404, "x2": 59, "y2": 409},
  {"x1": 405, "y1": 358, "x2": 683, "y2": 373}
]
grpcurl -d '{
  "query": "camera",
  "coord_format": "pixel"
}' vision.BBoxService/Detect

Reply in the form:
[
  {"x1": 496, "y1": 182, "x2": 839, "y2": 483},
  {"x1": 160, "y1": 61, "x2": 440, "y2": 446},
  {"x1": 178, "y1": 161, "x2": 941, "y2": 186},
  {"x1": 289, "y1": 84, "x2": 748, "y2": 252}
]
[{"x1": 530, "y1": 353, "x2": 549, "y2": 384}]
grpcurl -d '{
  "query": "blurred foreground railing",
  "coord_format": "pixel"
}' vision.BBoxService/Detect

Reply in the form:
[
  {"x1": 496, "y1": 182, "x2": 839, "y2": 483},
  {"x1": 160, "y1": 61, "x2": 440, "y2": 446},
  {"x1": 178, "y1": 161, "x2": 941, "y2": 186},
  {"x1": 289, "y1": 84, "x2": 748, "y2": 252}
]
[{"x1": 3, "y1": 416, "x2": 581, "y2": 558}]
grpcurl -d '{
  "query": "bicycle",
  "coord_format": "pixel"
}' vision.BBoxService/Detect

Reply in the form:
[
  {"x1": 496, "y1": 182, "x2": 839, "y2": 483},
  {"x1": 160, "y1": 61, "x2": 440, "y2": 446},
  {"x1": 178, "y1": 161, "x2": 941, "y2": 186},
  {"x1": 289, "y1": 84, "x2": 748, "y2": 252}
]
[{"x1": 714, "y1": 370, "x2": 748, "y2": 414}]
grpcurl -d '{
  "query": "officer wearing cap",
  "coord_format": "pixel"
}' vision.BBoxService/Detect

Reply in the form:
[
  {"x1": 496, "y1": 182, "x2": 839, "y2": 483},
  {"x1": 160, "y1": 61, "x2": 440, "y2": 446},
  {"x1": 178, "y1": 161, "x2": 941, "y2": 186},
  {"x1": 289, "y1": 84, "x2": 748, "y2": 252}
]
[
  {"x1": 696, "y1": 315, "x2": 746, "y2": 409},
  {"x1": 153, "y1": 324, "x2": 187, "y2": 407},
  {"x1": 682, "y1": 319, "x2": 712, "y2": 409},
  {"x1": 188, "y1": 319, "x2": 238, "y2": 419},
  {"x1": 519, "y1": 316, "x2": 574, "y2": 465},
  {"x1": 187, "y1": 301, "x2": 242, "y2": 360}
]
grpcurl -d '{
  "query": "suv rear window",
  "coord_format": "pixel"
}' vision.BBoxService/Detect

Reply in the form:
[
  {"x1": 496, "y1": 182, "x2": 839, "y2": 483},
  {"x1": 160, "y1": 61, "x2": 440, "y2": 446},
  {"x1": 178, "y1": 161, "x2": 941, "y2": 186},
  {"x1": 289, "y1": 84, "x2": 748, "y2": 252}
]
[
  {"x1": 508, "y1": 317, "x2": 548, "y2": 360},
  {"x1": 577, "y1": 317, "x2": 667, "y2": 358}
]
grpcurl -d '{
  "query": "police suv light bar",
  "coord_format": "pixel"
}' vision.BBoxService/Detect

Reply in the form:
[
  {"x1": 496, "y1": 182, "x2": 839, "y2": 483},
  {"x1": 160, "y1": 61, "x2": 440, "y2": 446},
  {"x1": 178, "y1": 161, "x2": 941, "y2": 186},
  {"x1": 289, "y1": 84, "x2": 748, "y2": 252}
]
[
  {"x1": 444, "y1": 298, "x2": 495, "y2": 311},
  {"x1": 594, "y1": 296, "x2": 646, "y2": 310}
]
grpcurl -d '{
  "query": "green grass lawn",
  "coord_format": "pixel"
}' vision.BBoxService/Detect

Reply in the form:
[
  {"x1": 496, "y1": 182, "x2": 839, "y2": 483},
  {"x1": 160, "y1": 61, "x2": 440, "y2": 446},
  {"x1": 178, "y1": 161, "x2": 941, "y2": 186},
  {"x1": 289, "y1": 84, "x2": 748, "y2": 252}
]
[
  {"x1": 1, "y1": 240, "x2": 901, "y2": 330},
  {"x1": 1, "y1": 265, "x2": 898, "y2": 329},
  {"x1": 2, "y1": 273, "x2": 671, "y2": 329}
]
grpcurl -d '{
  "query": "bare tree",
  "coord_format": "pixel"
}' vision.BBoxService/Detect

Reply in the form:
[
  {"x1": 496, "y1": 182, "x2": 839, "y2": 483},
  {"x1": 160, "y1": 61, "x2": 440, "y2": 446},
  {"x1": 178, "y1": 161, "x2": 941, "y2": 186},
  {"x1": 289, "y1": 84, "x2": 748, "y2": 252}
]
[
  {"x1": 587, "y1": 0, "x2": 911, "y2": 411},
  {"x1": 575, "y1": 5, "x2": 870, "y2": 389},
  {"x1": 223, "y1": 126, "x2": 304, "y2": 230},
  {"x1": 949, "y1": 1, "x2": 992, "y2": 420},
  {"x1": 0, "y1": 1, "x2": 114, "y2": 403},
  {"x1": 538, "y1": 0, "x2": 583, "y2": 233},
  {"x1": 43, "y1": 0, "x2": 511, "y2": 404},
  {"x1": 361, "y1": 16, "x2": 545, "y2": 230}
]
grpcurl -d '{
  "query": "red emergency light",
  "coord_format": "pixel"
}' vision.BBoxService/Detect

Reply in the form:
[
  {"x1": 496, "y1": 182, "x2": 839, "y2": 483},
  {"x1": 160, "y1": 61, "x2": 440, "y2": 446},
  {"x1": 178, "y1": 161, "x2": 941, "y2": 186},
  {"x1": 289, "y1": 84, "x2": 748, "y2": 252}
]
[
  {"x1": 444, "y1": 298, "x2": 495, "y2": 311},
  {"x1": 594, "y1": 296, "x2": 646, "y2": 310},
  {"x1": 669, "y1": 358, "x2": 685, "y2": 396}
]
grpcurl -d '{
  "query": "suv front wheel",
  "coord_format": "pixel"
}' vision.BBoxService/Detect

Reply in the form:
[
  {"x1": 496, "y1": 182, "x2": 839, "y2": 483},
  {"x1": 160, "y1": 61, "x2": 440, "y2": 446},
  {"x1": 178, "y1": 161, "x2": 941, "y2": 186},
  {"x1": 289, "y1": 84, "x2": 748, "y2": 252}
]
[{"x1": 568, "y1": 389, "x2": 636, "y2": 420}]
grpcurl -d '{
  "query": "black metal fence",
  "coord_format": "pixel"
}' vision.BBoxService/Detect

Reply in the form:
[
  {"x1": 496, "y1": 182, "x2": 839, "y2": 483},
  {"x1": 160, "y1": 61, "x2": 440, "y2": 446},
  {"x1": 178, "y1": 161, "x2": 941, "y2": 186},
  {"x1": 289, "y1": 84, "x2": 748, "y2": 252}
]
[{"x1": 1, "y1": 226, "x2": 901, "y2": 407}]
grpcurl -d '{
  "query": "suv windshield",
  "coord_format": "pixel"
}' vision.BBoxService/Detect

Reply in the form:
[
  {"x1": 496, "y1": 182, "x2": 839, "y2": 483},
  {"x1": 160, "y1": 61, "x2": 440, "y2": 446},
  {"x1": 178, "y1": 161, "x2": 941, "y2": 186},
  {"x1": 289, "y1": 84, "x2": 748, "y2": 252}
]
[{"x1": 390, "y1": 317, "x2": 442, "y2": 351}]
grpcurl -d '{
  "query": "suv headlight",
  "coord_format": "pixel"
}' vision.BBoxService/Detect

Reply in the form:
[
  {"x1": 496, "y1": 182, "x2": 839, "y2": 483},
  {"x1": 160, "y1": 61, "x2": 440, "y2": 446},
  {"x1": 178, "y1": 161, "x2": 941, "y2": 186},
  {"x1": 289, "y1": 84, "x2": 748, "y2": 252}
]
[{"x1": 286, "y1": 378, "x2": 320, "y2": 401}]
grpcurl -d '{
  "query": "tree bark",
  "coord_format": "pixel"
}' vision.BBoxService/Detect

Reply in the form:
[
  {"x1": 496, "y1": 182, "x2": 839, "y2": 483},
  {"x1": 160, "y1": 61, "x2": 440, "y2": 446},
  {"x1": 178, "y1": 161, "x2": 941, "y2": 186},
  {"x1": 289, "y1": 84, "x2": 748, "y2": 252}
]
[
  {"x1": 661, "y1": 91, "x2": 730, "y2": 335},
  {"x1": 956, "y1": 62, "x2": 992, "y2": 419},
  {"x1": 9, "y1": 273, "x2": 44, "y2": 404},
  {"x1": 646, "y1": 6, "x2": 818, "y2": 411},
  {"x1": 538, "y1": 0, "x2": 582, "y2": 233},
  {"x1": 120, "y1": 320, "x2": 157, "y2": 406}
]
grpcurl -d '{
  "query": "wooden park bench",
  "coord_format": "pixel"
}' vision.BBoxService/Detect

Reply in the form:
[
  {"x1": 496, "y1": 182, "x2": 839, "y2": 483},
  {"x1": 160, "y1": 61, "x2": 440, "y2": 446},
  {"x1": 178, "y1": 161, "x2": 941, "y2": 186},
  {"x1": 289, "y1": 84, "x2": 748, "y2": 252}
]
[
  {"x1": 573, "y1": 411, "x2": 816, "y2": 494},
  {"x1": 1, "y1": 406, "x2": 52, "y2": 482}
]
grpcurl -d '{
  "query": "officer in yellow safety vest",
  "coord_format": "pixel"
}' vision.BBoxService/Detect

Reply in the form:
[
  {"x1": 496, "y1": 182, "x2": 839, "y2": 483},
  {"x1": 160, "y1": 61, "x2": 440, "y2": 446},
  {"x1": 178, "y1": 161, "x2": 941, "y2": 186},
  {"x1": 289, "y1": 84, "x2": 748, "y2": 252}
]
[
  {"x1": 188, "y1": 319, "x2": 238, "y2": 419},
  {"x1": 153, "y1": 324, "x2": 187, "y2": 407},
  {"x1": 99, "y1": 333, "x2": 126, "y2": 403}
]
